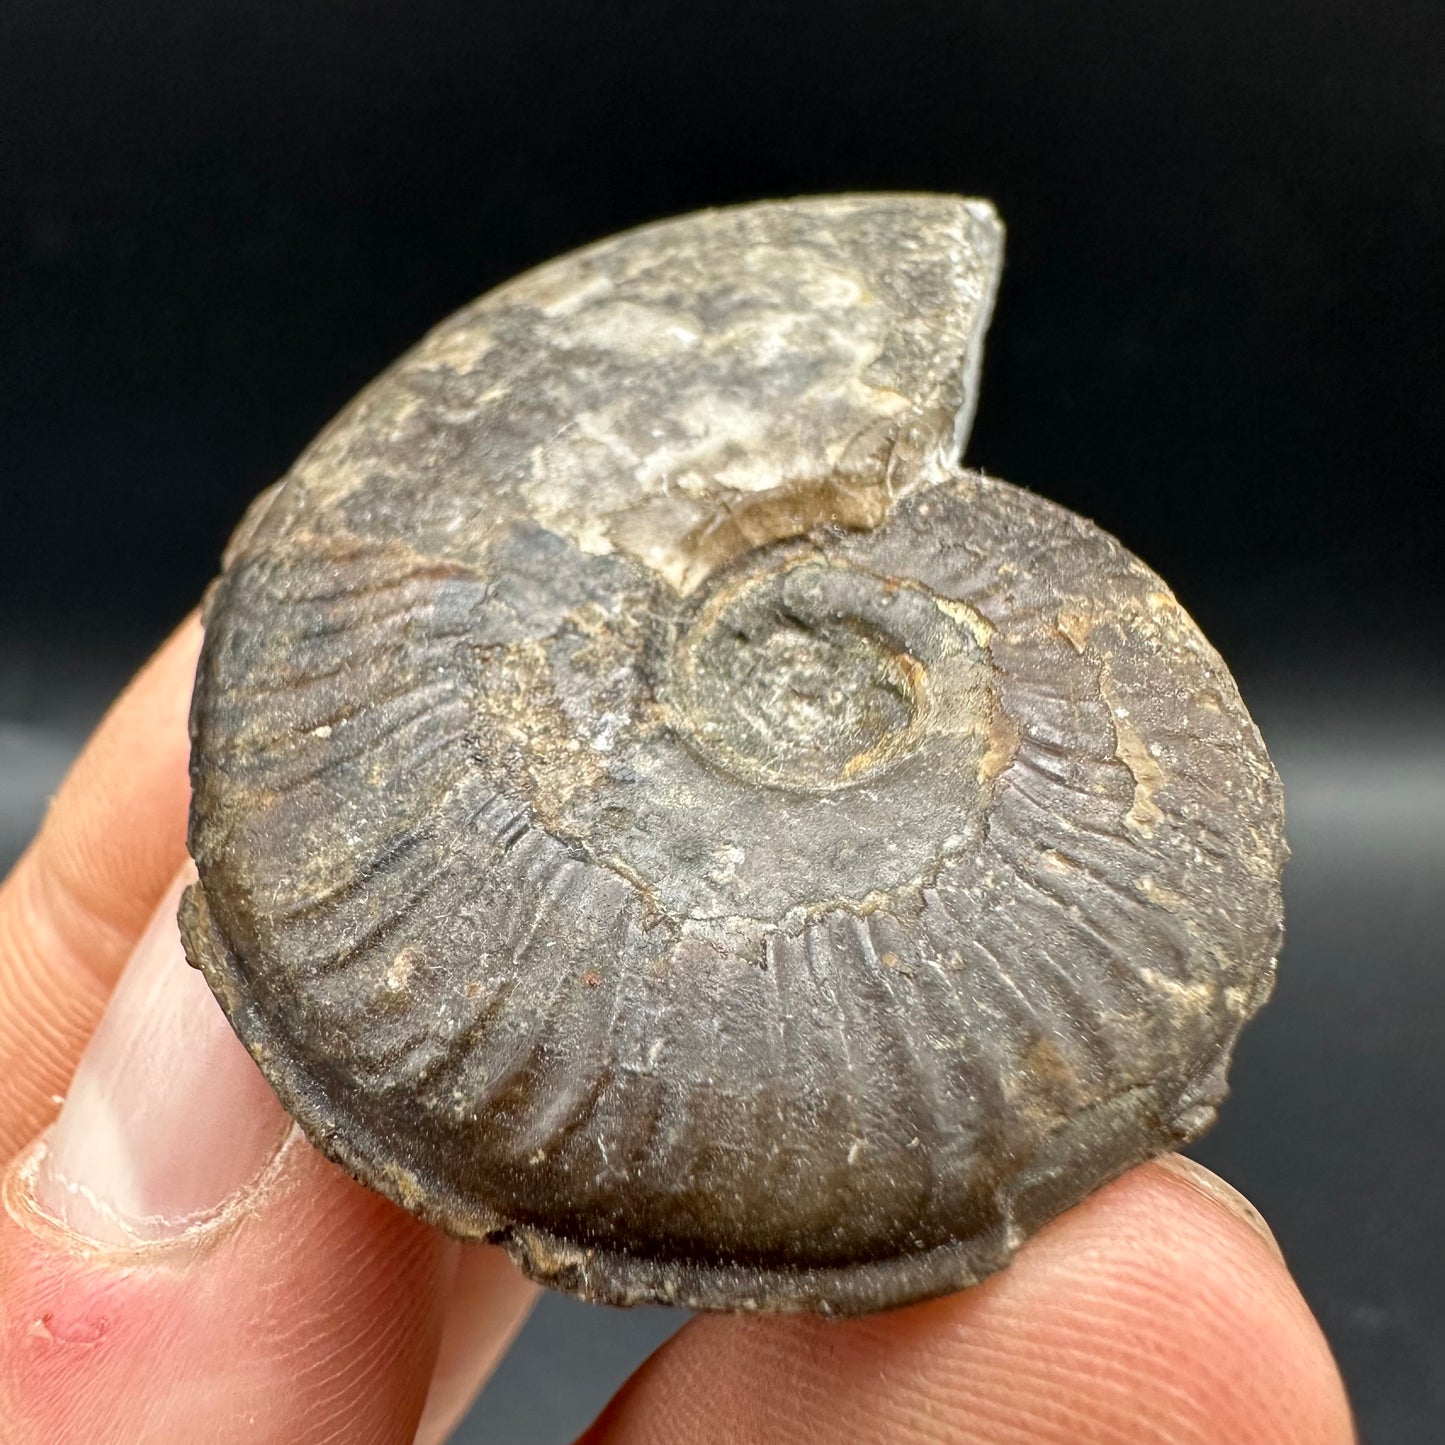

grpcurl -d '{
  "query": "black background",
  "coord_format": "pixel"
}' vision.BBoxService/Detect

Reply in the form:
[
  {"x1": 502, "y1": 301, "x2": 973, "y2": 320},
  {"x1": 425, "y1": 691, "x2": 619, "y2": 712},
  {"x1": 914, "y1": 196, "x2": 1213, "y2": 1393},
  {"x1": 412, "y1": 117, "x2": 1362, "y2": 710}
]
[{"x1": 2, "y1": 3, "x2": 1442, "y2": 1440}]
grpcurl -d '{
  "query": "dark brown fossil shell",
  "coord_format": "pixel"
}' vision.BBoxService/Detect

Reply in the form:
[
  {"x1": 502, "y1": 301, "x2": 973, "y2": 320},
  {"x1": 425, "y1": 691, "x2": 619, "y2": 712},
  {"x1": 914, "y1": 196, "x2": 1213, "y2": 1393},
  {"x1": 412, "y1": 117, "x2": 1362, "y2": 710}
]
[{"x1": 182, "y1": 195, "x2": 1286, "y2": 1315}]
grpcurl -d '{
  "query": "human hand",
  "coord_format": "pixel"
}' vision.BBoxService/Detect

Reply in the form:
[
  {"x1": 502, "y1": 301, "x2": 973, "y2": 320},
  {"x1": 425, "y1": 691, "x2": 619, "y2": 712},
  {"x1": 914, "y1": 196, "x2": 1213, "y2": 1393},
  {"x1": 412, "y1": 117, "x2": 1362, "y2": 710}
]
[{"x1": 0, "y1": 619, "x2": 1355, "y2": 1443}]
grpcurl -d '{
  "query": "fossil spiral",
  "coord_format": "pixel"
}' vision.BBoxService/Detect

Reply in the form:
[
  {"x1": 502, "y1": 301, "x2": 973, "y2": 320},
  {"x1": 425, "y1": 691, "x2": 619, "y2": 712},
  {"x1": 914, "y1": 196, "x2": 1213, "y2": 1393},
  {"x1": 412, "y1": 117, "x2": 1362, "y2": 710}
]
[{"x1": 182, "y1": 195, "x2": 1285, "y2": 1314}]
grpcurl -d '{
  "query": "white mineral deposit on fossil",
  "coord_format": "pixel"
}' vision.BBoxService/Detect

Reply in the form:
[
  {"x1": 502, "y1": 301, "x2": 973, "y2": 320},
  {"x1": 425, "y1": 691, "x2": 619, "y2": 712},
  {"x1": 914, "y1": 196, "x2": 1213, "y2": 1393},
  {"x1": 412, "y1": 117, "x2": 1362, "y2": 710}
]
[{"x1": 182, "y1": 194, "x2": 1286, "y2": 1315}]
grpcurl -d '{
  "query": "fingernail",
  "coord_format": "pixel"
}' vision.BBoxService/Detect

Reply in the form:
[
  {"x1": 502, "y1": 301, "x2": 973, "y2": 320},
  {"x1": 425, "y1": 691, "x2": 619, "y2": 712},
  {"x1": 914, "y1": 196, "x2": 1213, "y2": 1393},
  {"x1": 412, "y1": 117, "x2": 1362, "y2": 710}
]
[
  {"x1": 31, "y1": 870, "x2": 291, "y2": 1245},
  {"x1": 1155, "y1": 1153, "x2": 1285, "y2": 1263}
]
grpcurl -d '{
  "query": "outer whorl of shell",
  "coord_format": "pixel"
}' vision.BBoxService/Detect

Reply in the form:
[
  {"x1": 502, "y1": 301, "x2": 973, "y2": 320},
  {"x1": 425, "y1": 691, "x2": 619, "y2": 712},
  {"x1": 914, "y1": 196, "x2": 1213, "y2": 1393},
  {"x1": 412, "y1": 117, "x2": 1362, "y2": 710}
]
[{"x1": 183, "y1": 194, "x2": 1285, "y2": 1315}]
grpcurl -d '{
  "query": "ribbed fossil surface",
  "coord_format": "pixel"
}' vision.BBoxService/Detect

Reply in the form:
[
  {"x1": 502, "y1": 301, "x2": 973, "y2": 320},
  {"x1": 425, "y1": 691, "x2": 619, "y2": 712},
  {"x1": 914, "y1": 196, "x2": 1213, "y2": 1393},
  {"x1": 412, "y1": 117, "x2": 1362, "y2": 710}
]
[{"x1": 183, "y1": 195, "x2": 1285, "y2": 1314}]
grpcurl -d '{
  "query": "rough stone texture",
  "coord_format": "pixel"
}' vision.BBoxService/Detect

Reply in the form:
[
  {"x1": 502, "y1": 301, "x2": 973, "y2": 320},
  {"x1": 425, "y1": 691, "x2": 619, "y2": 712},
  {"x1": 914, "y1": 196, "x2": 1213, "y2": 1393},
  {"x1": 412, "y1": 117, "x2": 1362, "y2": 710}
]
[{"x1": 183, "y1": 194, "x2": 1286, "y2": 1314}]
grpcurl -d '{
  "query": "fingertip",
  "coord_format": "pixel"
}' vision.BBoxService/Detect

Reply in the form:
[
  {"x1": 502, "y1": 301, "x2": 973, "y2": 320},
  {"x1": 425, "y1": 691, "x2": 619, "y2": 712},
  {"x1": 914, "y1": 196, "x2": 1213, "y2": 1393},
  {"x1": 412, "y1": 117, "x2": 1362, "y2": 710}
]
[
  {"x1": 0, "y1": 614, "x2": 201, "y2": 1160},
  {"x1": 1148, "y1": 1151, "x2": 1284, "y2": 1262},
  {"x1": 35, "y1": 613, "x2": 202, "y2": 954},
  {"x1": 0, "y1": 1131, "x2": 453, "y2": 1445},
  {"x1": 413, "y1": 1244, "x2": 538, "y2": 1445},
  {"x1": 584, "y1": 1158, "x2": 1355, "y2": 1445}
]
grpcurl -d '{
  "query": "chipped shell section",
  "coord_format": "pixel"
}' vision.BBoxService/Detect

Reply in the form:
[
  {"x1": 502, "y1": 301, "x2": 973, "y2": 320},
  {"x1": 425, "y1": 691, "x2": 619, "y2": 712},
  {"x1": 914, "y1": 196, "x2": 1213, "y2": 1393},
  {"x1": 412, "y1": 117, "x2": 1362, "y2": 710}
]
[{"x1": 183, "y1": 194, "x2": 1286, "y2": 1315}]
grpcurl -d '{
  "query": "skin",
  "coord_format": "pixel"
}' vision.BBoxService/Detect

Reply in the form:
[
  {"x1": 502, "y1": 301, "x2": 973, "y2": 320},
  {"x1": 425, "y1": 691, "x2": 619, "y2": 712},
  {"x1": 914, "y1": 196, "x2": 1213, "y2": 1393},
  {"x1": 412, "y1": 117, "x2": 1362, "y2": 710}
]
[{"x1": 0, "y1": 618, "x2": 1356, "y2": 1444}]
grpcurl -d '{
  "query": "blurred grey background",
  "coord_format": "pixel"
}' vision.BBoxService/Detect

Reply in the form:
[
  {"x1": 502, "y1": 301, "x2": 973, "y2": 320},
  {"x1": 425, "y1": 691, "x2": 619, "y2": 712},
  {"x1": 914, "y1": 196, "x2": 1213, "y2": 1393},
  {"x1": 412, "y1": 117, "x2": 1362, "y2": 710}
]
[{"x1": 3, "y1": 0, "x2": 1443, "y2": 1439}]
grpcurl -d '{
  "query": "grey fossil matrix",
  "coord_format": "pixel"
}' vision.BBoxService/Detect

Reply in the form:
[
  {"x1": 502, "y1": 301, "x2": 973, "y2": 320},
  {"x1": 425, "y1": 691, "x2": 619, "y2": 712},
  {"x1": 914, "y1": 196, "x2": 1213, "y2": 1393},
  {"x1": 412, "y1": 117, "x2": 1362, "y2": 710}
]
[{"x1": 183, "y1": 194, "x2": 1286, "y2": 1315}]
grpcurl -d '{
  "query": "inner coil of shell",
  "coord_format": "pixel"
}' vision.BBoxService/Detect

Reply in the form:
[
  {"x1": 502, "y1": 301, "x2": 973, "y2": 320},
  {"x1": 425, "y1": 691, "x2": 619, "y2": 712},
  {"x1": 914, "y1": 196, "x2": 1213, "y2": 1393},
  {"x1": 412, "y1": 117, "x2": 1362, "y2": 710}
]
[{"x1": 183, "y1": 194, "x2": 1286, "y2": 1315}]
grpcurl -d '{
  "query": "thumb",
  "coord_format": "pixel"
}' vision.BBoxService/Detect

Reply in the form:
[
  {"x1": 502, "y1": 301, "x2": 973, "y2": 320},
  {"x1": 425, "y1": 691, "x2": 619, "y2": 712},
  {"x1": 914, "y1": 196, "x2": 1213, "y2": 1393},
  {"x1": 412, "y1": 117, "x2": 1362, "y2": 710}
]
[{"x1": 0, "y1": 873, "x2": 453, "y2": 1445}]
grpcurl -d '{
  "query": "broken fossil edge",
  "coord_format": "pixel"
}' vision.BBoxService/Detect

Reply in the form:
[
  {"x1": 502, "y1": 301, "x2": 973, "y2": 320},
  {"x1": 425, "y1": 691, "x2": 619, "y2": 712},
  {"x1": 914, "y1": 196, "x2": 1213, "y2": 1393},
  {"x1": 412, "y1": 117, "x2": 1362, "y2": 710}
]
[{"x1": 181, "y1": 194, "x2": 1286, "y2": 1315}]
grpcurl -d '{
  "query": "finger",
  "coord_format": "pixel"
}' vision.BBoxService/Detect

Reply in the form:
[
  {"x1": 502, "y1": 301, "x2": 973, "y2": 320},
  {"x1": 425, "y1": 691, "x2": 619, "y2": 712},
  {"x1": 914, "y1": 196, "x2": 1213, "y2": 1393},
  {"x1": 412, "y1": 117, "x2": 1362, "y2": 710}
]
[
  {"x1": 0, "y1": 616, "x2": 200, "y2": 1159},
  {"x1": 414, "y1": 1245, "x2": 538, "y2": 1445},
  {"x1": 0, "y1": 877, "x2": 534, "y2": 1445},
  {"x1": 580, "y1": 1157, "x2": 1355, "y2": 1445}
]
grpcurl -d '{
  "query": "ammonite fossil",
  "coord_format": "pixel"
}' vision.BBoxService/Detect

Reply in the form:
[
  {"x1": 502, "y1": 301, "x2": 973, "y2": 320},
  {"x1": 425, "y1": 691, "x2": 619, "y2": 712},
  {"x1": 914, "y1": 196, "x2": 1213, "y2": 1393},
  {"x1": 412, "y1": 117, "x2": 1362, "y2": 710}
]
[{"x1": 182, "y1": 194, "x2": 1286, "y2": 1315}]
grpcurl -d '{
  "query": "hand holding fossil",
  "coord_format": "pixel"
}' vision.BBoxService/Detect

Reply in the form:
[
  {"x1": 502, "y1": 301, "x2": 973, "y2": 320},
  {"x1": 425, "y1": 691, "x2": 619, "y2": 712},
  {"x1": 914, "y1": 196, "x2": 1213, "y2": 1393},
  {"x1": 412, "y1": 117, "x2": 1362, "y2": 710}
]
[{"x1": 0, "y1": 620, "x2": 1354, "y2": 1442}]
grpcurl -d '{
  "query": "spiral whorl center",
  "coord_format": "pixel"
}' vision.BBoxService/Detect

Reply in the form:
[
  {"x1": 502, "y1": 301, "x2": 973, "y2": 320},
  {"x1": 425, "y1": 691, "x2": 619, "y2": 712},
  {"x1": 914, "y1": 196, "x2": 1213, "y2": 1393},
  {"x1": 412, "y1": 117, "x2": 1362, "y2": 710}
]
[{"x1": 674, "y1": 561, "x2": 930, "y2": 792}]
